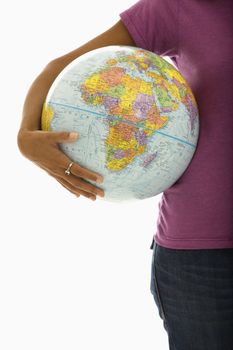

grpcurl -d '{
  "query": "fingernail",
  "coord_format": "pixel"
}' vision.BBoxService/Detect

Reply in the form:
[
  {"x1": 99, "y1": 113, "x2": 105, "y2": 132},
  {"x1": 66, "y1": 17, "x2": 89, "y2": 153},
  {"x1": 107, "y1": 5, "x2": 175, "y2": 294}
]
[
  {"x1": 69, "y1": 132, "x2": 79, "y2": 140},
  {"x1": 98, "y1": 190, "x2": 105, "y2": 197},
  {"x1": 96, "y1": 176, "x2": 103, "y2": 184}
]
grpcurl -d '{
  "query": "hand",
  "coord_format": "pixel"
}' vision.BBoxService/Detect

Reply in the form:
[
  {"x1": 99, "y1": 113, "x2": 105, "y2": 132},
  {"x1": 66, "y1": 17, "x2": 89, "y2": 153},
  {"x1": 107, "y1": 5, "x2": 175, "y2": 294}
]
[{"x1": 17, "y1": 129, "x2": 105, "y2": 201}]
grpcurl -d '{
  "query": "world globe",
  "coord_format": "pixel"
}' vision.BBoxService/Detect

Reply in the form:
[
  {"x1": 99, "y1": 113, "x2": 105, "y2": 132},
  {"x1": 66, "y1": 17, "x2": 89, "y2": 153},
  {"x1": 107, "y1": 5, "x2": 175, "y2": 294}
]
[{"x1": 41, "y1": 45, "x2": 199, "y2": 202}]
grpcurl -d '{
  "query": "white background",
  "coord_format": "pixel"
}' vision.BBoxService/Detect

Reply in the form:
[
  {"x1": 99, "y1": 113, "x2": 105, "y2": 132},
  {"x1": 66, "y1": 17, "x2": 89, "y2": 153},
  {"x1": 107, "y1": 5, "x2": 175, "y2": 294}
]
[{"x1": 1, "y1": 0, "x2": 173, "y2": 349}]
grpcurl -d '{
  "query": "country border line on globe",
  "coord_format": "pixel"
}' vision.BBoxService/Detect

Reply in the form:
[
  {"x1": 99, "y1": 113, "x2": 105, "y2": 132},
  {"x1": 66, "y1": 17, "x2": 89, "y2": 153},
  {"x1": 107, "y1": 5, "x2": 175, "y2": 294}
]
[{"x1": 49, "y1": 101, "x2": 196, "y2": 148}]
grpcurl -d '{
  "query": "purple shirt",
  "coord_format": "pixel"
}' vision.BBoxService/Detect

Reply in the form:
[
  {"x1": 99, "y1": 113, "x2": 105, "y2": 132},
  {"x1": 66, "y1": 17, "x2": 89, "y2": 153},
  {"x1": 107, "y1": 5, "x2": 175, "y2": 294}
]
[{"x1": 120, "y1": 0, "x2": 233, "y2": 249}]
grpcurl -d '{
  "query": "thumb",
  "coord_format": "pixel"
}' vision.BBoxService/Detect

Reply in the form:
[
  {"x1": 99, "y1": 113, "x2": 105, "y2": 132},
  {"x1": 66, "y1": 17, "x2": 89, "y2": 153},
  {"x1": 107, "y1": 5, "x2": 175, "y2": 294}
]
[{"x1": 47, "y1": 131, "x2": 79, "y2": 143}]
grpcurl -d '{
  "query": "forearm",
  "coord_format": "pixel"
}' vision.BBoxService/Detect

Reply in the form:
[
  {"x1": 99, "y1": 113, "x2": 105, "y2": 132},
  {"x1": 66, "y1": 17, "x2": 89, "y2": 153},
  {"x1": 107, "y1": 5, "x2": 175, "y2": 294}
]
[
  {"x1": 18, "y1": 20, "x2": 135, "y2": 133},
  {"x1": 19, "y1": 62, "x2": 62, "y2": 131},
  {"x1": 19, "y1": 44, "x2": 103, "y2": 132}
]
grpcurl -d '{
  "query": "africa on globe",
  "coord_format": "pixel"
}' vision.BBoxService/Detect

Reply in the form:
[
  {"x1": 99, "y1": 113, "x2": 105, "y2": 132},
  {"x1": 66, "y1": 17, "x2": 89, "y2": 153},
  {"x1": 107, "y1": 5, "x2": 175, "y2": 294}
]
[{"x1": 41, "y1": 45, "x2": 199, "y2": 202}]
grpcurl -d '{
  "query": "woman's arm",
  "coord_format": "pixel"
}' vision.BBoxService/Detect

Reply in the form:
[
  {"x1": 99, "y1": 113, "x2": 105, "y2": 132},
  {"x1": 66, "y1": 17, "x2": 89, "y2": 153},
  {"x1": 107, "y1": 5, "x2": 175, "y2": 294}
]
[
  {"x1": 18, "y1": 19, "x2": 136, "y2": 134},
  {"x1": 17, "y1": 20, "x2": 136, "y2": 201}
]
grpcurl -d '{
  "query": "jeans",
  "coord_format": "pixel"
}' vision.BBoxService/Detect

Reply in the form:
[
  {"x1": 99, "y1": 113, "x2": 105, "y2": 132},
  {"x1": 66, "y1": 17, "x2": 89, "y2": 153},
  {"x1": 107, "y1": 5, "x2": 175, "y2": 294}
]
[{"x1": 149, "y1": 238, "x2": 233, "y2": 350}]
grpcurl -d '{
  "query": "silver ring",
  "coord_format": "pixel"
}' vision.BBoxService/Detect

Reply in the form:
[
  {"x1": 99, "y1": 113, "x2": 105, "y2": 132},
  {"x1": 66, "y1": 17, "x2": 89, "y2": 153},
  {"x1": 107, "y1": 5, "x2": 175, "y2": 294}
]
[{"x1": 65, "y1": 162, "x2": 74, "y2": 176}]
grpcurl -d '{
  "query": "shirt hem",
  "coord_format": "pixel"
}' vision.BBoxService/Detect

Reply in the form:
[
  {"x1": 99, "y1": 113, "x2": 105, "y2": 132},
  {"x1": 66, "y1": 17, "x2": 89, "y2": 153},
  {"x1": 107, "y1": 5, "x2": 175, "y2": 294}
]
[{"x1": 154, "y1": 234, "x2": 233, "y2": 249}]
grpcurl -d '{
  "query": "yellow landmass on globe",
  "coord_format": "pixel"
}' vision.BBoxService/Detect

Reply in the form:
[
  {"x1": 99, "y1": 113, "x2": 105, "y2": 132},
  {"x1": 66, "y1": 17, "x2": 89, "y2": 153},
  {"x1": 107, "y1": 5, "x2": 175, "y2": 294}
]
[
  {"x1": 41, "y1": 49, "x2": 197, "y2": 174},
  {"x1": 41, "y1": 103, "x2": 54, "y2": 131}
]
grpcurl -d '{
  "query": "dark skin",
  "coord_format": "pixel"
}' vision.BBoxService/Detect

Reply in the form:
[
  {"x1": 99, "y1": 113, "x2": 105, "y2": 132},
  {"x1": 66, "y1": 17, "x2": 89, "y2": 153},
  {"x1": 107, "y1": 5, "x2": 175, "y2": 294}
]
[{"x1": 17, "y1": 20, "x2": 136, "y2": 201}]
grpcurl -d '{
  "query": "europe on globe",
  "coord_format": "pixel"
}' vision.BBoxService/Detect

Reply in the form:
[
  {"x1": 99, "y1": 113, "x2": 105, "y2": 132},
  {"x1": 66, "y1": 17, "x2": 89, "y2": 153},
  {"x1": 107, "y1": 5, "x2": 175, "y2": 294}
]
[{"x1": 41, "y1": 45, "x2": 199, "y2": 202}]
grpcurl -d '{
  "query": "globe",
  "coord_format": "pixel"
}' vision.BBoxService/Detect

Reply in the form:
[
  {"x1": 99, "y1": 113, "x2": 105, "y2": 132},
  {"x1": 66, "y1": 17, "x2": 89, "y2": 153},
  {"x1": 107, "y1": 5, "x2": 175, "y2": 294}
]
[{"x1": 41, "y1": 45, "x2": 199, "y2": 202}]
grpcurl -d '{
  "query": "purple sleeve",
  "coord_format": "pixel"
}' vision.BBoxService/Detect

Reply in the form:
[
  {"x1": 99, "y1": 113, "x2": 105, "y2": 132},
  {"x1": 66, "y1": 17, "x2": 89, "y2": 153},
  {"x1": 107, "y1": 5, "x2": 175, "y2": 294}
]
[{"x1": 119, "y1": 0, "x2": 179, "y2": 57}]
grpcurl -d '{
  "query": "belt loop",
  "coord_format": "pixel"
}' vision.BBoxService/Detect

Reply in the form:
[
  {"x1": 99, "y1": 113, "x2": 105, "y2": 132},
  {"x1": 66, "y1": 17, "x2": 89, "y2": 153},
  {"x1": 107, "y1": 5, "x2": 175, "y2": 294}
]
[{"x1": 150, "y1": 236, "x2": 155, "y2": 250}]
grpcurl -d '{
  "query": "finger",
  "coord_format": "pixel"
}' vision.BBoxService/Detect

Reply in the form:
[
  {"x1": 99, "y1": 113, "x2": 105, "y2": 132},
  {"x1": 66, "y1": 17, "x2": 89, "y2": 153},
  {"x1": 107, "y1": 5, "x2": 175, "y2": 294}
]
[
  {"x1": 37, "y1": 141, "x2": 103, "y2": 184},
  {"x1": 61, "y1": 172, "x2": 104, "y2": 198},
  {"x1": 45, "y1": 131, "x2": 79, "y2": 143},
  {"x1": 35, "y1": 163, "x2": 81, "y2": 197},
  {"x1": 55, "y1": 177, "x2": 80, "y2": 198},
  {"x1": 45, "y1": 166, "x2": 97, "y2": 200},
  {"x1": 35, "y1": 156, "x2": 103, "y2": 198},
  {"x1": 40, "y1": 132, "x2": 104, "y2": 183},
  {"x1": 58, "y1": 157, "x2": 104, "y2": 184},
  {"x1": 55, "y1": 175, "x2": 96, "y2": 201}
]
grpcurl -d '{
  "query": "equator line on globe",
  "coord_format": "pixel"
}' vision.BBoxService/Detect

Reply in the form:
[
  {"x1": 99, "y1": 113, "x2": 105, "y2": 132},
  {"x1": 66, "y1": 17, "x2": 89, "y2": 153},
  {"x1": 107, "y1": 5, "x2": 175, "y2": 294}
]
[{"x1": 41, "y1": 45, "x2": 199, "y2": 202}]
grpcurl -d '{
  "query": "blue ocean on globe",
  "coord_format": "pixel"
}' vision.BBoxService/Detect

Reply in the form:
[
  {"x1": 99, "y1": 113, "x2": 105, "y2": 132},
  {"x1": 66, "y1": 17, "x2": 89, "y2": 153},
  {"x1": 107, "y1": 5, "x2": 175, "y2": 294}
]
[{"x1": 41, "y1": 45, "x2": 199, "y2": 202}]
